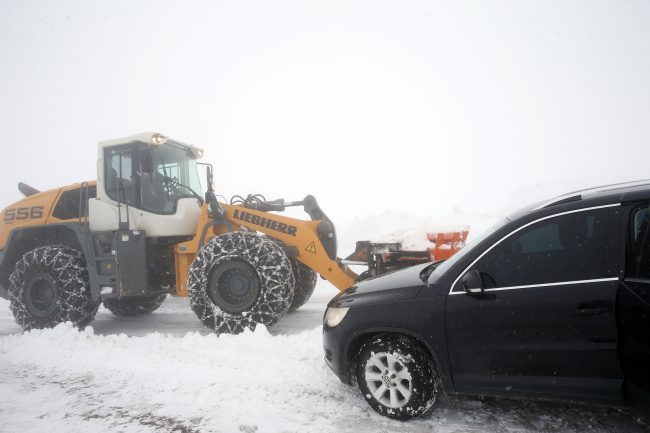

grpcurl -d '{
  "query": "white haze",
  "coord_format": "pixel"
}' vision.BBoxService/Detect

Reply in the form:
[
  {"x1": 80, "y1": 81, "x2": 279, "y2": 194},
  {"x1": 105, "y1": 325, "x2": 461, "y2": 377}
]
[{"x1": 0, "y1": 1, "x2": 649, "y2": 225}]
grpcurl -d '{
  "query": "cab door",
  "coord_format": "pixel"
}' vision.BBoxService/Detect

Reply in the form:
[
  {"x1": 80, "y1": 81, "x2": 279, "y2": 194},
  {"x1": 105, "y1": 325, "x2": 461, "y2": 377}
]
[{"x1": 446, "y1": 205, "x2": 624, "y2": 405}]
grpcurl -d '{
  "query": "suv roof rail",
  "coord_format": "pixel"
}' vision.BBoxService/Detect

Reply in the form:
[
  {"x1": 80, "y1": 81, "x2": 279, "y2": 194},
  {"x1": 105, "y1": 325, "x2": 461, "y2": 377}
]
[{"x1": 531, "y1": 179, "x2": 650, "y2": 211}]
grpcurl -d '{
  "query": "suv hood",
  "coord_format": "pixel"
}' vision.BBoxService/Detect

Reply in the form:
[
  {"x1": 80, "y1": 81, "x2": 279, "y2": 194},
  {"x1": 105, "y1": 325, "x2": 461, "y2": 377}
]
[{"x1": 328, "y1": 262, "x2": 429, "y2": 308}]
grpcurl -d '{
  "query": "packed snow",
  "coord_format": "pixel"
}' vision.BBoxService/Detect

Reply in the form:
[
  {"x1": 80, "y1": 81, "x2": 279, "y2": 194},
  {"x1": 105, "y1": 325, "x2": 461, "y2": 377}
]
[
  {"x1": 1, "y1": 293, "x2": 646, "y2": 432},
  {"x1": 1, "y1": 184, "x2": 649, "y2": 432}
]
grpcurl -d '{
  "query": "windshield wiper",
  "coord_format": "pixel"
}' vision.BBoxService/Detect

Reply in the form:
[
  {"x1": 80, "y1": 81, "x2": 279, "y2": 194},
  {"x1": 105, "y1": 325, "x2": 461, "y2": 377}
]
[
  {"x1": 419, "y1": 260, "x2": 446, "y2": 283},
  {"x1": 162, "y1": 175, "x2": 204, "y2": 206},
  {"x1": 159, "y1": 156, "x2": 204, "y2": 206}
]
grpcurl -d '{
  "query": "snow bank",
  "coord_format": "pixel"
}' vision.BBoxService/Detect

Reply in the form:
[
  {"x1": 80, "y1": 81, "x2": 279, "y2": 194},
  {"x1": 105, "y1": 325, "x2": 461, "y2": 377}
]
[
  {"x1": 336, "y1": 209, "x2": 499, "y2": 256},
  {"x1": 0, "y1": 320, "x2": 366, "y2": 432}
]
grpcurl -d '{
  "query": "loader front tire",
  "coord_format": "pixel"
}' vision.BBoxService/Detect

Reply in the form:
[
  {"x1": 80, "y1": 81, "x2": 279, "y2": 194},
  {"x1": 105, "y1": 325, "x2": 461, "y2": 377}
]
[
  {"x1": 102, "y1": 294, "x2": 167, "y2": 317},
  {"x1": 8, "y1": 246, "x2": 99, "y2": 331},
  {"x1": 188, "y1": 232, "x2": 295, "y2": 335},
  {"x1": 287, "y1": 259, "x2": 317, "y2": 312}
]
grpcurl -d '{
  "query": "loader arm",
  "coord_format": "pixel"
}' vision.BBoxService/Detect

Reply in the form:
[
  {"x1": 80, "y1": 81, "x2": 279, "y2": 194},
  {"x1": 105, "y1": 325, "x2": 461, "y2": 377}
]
[
  {"x1": 221, "y1": 202, "x2": 357, "y2": 291},
  {"x1": 173, "y1": 200, "x2": 357, "y2": 297}
]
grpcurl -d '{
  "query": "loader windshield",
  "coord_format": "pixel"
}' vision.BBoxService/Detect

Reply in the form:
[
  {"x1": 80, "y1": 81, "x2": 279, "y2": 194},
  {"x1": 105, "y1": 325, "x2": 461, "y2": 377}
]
[{"x1": 105, "y1": 141, "x2": 202, "y2": 215}]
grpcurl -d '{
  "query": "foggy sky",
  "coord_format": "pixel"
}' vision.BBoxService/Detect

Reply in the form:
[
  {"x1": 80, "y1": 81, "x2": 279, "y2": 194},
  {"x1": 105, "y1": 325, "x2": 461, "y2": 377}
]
[{"x1": 1, "y1": 1, "x2": 648, "y2": 224}]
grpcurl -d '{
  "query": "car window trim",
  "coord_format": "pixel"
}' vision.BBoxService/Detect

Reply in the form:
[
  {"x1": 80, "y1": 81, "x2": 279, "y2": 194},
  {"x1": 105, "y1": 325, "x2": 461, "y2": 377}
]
[
  {"x1": 449, "y1": 203, "x2": 621, "y2": 295},
  {"x1": 449, "y1": 277, "x2": 619, "y2": 295},
  {"x1": 624, "y1": 277, "x2": 650, "y2": 284}
]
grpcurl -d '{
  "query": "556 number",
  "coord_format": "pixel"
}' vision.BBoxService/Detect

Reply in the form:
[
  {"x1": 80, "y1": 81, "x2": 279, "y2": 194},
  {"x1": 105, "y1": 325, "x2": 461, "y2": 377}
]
[{"x1": 4, "y1": 206, "x2": 44, "y2": 222}]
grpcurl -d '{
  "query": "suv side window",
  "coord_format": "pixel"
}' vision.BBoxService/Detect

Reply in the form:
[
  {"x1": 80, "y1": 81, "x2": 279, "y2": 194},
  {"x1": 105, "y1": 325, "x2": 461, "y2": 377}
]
[
  {"x1": 475, "y1": 208, "x2": 608, "y2": 288},
  {"x1": 628, "y1": 206, "x2": 650, "y2": 279}
]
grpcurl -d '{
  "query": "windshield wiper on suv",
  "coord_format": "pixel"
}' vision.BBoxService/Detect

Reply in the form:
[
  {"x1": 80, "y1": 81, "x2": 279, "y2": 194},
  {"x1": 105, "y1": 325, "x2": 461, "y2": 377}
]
[{"x1": 420, "y1": 260, "x2": 446, "y2": 283}]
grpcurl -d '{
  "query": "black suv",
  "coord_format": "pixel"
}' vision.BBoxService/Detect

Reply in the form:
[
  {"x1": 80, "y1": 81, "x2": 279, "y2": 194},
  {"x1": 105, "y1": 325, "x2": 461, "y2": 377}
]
[{"x1": 323, "y1": 181, "x2": 650, "y2": 421}]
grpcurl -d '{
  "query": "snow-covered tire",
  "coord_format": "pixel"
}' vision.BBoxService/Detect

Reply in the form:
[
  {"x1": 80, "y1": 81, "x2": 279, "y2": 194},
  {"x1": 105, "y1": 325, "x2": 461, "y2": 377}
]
[
  {"x1": 8, "y1": 245, "x2": 99, "y2": 331},
  {"x1": 188, "y1": 232, "x2": 295, "y2": 335},
  {"x1": 102, "y1": 295, "x2": 167, "y2": 317},
  {"x1": 356, "y1": 334, "x2": 439, "y2": 421},
  {"x1": 287, "y1": 259, "x2": 317, "y2": 312}
]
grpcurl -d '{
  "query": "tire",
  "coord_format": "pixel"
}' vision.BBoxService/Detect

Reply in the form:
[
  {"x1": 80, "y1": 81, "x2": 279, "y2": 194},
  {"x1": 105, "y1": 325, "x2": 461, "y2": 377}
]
[
  {"x1": 188, "y1": 232, "x2": 295, "y2": 335},
  {"x1": 356, "y1": 334, "x2": 439, "y2": 421},
  {"x1": 8, "y1": 245, "x2": 99, "y2": 331},
  {"x1": 287, "y1": 259, "x2": 317, "y2": 312},
  {"x1": 103, "y1": 295, "x2": 167, "y2": 317}
]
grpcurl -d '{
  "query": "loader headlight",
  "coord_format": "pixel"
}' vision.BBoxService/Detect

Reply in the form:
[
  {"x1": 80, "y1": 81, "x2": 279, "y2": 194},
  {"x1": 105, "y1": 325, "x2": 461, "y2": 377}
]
[
  {"x1": 151, "y1": 133, "x2": 167, "y2": 145},
  {"x1": 324, "y1": 307, "x2": 349, "y2": 328}
]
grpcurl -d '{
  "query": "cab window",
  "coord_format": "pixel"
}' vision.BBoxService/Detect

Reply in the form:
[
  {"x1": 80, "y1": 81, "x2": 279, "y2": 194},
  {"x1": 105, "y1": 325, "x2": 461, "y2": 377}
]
[
  {"x1": 105, "y1": 146, "x2": 137, "y2": 207},
  {"x1": 139, "y1": 142, "x2": 201, "y2": 214},
  {"x1": 52, "y1": 186, "x2": 97, "y2": 220},
  {"x1": 104, "y1": 141, "x2": 202, "y2": 215}
]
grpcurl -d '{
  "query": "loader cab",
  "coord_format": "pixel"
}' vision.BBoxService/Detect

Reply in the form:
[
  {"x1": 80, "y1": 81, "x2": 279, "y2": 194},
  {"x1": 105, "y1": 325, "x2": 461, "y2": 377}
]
[
  {"x1": 89, "y1": 132, "x2": 205, "y2": 238},
  {"x1": 104, "y1": 141, "x2": 202, "y2": 215}
]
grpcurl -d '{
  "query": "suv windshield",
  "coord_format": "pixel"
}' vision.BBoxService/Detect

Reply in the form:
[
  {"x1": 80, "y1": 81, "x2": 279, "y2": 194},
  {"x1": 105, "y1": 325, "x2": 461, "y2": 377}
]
[
  {"x1": 105, "y1": 141, "x2": 202, "y2": 214},
  {"x1": 427, "y1": 219, "x2": 506, "y2": 284}
]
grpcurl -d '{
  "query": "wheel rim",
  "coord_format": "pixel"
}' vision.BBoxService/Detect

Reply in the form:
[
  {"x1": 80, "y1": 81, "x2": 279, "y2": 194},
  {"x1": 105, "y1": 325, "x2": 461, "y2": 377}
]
[
  {"x1": 24, "y1": 273, "x2": 59, "y2": 317},
  {"x1": 365, "y1": 351, "x2": 413, "y2": 408},
  {"x1": 209, "y1": 261, "x2": 260, "y2": 313}
]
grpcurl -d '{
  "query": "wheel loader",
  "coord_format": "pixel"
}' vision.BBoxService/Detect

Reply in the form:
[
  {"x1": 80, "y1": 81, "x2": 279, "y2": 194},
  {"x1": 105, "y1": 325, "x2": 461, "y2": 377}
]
[{"x1": 0, "y1": 132, "x2": 464, "y2": 334}]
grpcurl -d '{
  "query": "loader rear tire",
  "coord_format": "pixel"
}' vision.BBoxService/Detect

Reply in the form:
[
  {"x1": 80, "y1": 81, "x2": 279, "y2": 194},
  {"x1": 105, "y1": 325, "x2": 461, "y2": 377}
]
[
  {"x1": 102, "y1": 294, "x2": 167, "y2": 317},
  {"x1": 7, "y1": 245, "x2": 99, "y2": 331},
  {"x1": 287, "y1": 259, "x2": 317, "y2": 312},
  {"x1": 188, "y1": 232, "x2": 295, "y2": 335}
]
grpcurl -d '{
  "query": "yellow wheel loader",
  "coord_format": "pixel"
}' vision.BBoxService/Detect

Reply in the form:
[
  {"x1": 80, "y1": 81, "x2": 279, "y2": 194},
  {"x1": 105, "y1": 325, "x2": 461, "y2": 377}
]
[{"x1": 0, "y1": 133, "x2": 444, "y2": 333}]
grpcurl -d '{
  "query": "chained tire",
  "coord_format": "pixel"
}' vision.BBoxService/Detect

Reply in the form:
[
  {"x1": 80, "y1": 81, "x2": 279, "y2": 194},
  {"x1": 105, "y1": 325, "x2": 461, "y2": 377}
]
[
  {"x1": 356, "y1": 334, "x2": 439, "y2": 421},
  {"x1": 188, "y1": 232, "x2": 295, "y2": 335},
  {"x1": 7, "y1": 245, "x2": 100, "y2": 331},
  {"x1": 287, "y1": 258, "x2": 317, "y2": 312},
  {"x1": 103, "y1": 294, "x2": 167, "y2": 317}
]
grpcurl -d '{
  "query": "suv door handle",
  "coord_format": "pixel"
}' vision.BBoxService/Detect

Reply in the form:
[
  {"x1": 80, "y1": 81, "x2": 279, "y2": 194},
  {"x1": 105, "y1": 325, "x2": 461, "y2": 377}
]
[{"x1": 573, "y1": 307, "x2": 608, "y2": 316}]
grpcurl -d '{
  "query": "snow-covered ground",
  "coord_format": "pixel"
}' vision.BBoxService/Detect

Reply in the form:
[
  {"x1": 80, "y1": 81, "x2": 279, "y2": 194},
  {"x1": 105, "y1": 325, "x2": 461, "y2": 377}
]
[
  {"x1": 1, "y1": 189, "x2": 649, "y2": 432},
  {"x1": 1, "y1": 291, "x2": 647, "y2": 433}
]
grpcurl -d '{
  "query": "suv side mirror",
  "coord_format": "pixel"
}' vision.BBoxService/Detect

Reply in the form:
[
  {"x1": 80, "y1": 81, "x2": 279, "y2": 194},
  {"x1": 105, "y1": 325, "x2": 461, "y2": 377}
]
[
  {"x1": 140, "y1": 148, "x2": 154, "y2": 174},
  {"x1": 460, "y1": 269, "x2": 484, "y2": 295}
]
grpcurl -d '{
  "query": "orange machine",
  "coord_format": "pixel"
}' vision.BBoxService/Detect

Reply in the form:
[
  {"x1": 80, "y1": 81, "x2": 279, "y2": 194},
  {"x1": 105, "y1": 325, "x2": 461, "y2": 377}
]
[
  {"x1": 427, "y1": 229, "x2": 469, "y2": 261},
  {"x1": 0, "y1": 132, "x2": 467, "y2": 335}
]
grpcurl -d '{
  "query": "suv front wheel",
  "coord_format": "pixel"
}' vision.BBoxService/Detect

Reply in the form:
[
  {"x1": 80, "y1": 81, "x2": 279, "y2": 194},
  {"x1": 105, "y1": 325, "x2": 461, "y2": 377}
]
[{"x1": 355, "y1": 334, "x2": 439, "y2": 421}]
